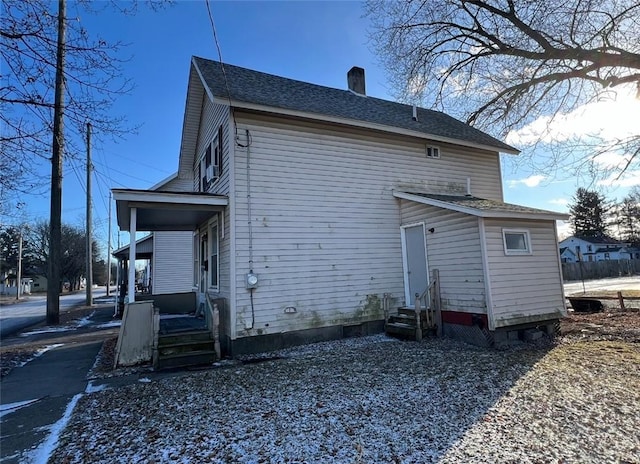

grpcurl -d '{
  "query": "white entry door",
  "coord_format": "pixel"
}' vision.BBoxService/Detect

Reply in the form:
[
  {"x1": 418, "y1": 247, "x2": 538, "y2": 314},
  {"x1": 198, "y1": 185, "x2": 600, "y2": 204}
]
[{"x1": 402, "y1": 224, "x2": 429, "y2": 308}]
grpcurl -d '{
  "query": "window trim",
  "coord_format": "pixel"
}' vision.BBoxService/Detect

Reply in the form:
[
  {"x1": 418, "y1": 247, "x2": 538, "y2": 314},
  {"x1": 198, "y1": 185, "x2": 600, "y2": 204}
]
[
  {"x1": 426, "y1": 145, "x2": 441, "y2": 159},
  {"x1": 208, "y1": 217, "x2": 220, "y2": 290},
  {"x1": 197, "y1": 125, "x2": 224, "y2": 192},
  {"x1": 502, "y1": 228, "x2": 532, "y2": 255}
]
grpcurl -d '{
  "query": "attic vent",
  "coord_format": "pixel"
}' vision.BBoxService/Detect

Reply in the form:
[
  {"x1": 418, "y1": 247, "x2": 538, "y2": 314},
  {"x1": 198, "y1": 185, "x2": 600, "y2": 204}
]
[{"x1": 426, "y1": 146, "x2": 440, "y2": 159}]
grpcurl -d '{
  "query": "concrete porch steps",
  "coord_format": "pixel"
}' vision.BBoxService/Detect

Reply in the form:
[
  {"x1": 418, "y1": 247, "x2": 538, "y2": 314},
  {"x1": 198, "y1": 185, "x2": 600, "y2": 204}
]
[{"x1": 155, "y1": 329, "x2": 216, "y2": 370}]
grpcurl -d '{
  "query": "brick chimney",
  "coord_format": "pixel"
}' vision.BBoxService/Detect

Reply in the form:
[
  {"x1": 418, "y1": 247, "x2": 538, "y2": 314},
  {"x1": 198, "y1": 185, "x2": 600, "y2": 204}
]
[{"x1": 347, "y1": 66, "x2": 366, "y2": 95}]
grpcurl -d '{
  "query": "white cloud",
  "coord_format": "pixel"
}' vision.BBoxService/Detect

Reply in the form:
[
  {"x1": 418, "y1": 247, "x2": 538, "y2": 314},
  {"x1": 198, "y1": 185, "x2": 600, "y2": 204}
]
[
  {"x1": 591, "y1": 152, "x2": 633, "y2": 170},
  {"x1": 556, "y1": 220, "x2": 572, "y2": 240},
  {"x1": 597, "y1": 170, "x2": 640, "y2": 188},
  {"x1": 506, "y1": 85, "x2": 640, "y2": 147},
  {"x1": 507, "y1": 174, "x2": 546, "y2": 188},
  {"x1": 549, "y1": 198, "x2": 569, "y2": 206}
]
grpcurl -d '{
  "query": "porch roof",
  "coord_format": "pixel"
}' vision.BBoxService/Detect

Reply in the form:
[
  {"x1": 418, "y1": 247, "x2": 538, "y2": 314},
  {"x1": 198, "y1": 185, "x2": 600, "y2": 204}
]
[
  {"x1": 113, "y1": 234, "x2": 153, "y2": 260},
  {"x1": 394, "y1": 191, "x2": 569, "y2": 221},
  {"x1": 113, "y1": 189, "x2": 228, "y2": 231}
]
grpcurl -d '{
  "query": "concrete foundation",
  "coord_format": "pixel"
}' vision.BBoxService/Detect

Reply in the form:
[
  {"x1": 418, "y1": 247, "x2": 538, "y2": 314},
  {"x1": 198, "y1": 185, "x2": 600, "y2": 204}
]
[{"x1": 228, "y1": 320, "x2": 385, "y2": 356}]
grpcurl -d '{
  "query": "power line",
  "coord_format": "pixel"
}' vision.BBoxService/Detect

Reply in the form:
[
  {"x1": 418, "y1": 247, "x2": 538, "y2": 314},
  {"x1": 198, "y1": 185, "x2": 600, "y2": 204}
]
[
  {"x1": 92, "y1": 159, "x2": 158, "y2": 184},
  {"x1": 205, "y1": 0, "x2": 233, "y2": 108}
]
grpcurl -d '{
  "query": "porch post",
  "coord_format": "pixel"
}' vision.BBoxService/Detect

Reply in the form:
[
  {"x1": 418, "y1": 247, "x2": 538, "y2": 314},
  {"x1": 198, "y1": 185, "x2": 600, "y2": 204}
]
[{"x1": 127, "y1": 207, "x2": 137, "y2": 303}]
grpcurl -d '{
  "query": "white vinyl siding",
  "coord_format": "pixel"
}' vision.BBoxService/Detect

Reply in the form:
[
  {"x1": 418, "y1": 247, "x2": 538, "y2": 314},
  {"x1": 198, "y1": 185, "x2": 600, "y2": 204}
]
[
  {"x1": 153, "y1": 231, "x2": 194, "y2": 295},
  {"x1": 155, "y1": 176, "x2": 193, "y2": 193},
  {"x1": 231, "y1": 114, "x2": 502, "y2": 337},
  {"x1": 484, "y1": 219, "x2": 565, "y2": 327},
  {"x1": 192, "y1": 96, "x2": 232, "y2": 303},
  {"x1": 193, "y1": 95, "x2": 231, "y2": 196},
  {"x1": 400, "y1": 200, "x2": 486, "y2": 314}
]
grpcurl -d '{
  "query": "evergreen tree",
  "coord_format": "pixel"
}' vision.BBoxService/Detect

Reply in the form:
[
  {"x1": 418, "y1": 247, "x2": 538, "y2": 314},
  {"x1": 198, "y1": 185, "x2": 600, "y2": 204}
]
[
  {"x1": 569, "y1": 188, "x2": 609, "y2": 238},
  {"x1": 614, "y1": 191, "x2": 640, "y2": 245}
]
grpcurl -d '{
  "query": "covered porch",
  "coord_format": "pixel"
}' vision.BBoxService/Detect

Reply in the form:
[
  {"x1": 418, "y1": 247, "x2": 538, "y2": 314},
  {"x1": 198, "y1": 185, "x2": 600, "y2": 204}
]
[{"x1": 112, "y1": 188, "x2": 228, "y2": 369}]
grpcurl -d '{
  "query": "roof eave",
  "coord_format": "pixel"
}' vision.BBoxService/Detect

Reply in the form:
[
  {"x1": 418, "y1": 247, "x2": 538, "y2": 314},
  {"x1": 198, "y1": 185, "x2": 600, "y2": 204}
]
[
  {"x1": 393, "y1": 191, "x2": 569, "y2": 221},
  {"x1": 213, "y1": 98, "x2": 520, "y2": 155}
]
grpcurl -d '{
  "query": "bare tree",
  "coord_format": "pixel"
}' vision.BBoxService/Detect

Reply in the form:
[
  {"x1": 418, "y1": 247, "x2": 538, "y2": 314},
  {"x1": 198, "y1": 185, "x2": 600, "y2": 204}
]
[
  {"x1": 0, "y1": 0, "x2": 137, "y2": 205},
  {"x1": 367, "y1": 0, "x2": 640, "y2": 179},
  {"x1": 2, "y1": 0, "x2": 169, "y2": 322}
]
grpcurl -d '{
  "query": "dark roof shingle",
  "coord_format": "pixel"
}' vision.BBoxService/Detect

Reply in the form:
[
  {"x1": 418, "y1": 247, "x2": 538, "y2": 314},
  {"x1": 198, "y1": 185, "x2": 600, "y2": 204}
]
[
  {"x1": 193, "y1": 57, "x2": 518, "y2": 154},
  {"x1": 398, "y1": 192, "x2": 569, "y2": 220}
]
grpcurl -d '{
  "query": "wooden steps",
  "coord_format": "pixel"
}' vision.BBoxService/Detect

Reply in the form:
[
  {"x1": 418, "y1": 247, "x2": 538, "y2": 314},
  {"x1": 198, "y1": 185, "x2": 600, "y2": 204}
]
[
  {"x1": 155, "y1": 329, "x2": 216, "y2": 370},
  {"x1": 385, "y1": 307, "x2": 436, "y2": 341}
]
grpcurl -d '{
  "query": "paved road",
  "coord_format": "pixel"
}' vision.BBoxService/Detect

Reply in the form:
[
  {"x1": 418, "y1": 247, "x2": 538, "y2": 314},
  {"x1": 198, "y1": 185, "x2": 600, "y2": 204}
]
[
  {"x1": 0, "y1": 287, "x2": 111, "y2": 338},
  {"x1": 564, "y1": 276, "x2": 640, "y2": 295},
  {"x1": 0, "y1": 306, "x2": 121, "y2": 464}
]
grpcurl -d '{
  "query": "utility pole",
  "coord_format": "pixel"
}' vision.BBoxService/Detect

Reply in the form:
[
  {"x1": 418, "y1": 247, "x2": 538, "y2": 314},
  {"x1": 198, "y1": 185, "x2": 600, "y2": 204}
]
[
  {"x1": 86, "y1": 122, "x2": 93, "y2": 306},
  {"x1": 16, "y1": 228, "x2": 23, "y2": 301},
  {"x1": 106, "y1": 191, "x2": 112, "y2": 297},
  {"x1": 47, "y1": 0, "x2": 66, "y2": 325}
]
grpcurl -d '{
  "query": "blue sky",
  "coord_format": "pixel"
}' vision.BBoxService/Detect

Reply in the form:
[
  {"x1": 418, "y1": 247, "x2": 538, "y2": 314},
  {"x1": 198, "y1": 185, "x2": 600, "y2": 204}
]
[{"x1": 13, "y1": 0, "x2": 639, "y2": 250}]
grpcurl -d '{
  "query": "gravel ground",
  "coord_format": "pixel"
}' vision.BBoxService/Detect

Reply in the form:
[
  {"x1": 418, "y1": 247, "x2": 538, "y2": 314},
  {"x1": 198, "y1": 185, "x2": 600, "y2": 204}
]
[{"x1": 50, "y1": 333, "x2": 640, "y2": 464}]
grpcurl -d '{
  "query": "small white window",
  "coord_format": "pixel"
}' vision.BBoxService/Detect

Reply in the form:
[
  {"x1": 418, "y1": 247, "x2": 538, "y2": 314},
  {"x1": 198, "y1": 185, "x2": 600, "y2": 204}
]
[
  {"x1": 426, "y1": 146, "x2": 440, "y2": 159},
  {"x1": 502, "y1": 229, "x2": 532, "y2": 255}
]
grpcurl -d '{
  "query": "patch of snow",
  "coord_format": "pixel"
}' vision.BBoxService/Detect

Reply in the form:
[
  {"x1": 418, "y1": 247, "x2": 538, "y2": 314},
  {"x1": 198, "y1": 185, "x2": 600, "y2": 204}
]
[
  {"x1": 47, "y1": 336, "x2": 640, "y2": 463},
  {"x1": 95, "y1": 321, "x2": 121, "y2": 329},
  {"x1": 75, "y1": 311, "x2": 96, "y2": 327},
  {"x1": 27, "y1": 393, "x2": 82, "y2": 464},
  {"x1": 138, "y1": 377, "x2": 152, "y2": 383},
  {"x1": 85, "y1": 381, "x2": 107, "y2": 394},
  {"x1": 20, "y1": 326, "x2": 73, "y2": 336},
  {"x1": 17, "y1": 344, "x2": 65, "y2": 368},
  {"x1": 0, "y1": 398, "x2": 41, "y2": 419}
]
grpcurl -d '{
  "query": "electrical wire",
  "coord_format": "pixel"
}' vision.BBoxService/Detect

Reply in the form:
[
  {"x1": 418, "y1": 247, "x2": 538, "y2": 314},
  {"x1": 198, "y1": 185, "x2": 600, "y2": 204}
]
[{"x1": 203, "y1": 0, "x2": 250, "y2": 149}]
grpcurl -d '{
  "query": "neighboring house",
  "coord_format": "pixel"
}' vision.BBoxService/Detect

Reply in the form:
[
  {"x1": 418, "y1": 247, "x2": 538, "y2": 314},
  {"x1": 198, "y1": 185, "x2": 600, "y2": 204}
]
[
  {"x1": 30, "y1": 275, "x2": 47, "y2": 292},
  {"x1": 113, "y1": 58, "x2": 568, "y2": 355},
  {"x1": 559, "y1": 235, "x2": 626, "y2": 261},
  {"x1": 559, "y1": 247, "x2": 578, "y2": 263},
  {"x1": 620, "y1": 247, "x2": 640, "y2": 260},
  {"x1": 0, "y1": 274, "x2": 32, "y2": 296}
]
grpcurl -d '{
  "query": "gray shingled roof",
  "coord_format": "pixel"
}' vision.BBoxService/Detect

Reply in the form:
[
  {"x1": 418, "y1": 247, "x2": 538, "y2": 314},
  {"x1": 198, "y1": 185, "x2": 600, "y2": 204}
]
[
  {"x1": 573, "y1": 235, "x2": 622, "y2": 245},
  {"x1": 193, "y1": 57, "x2": 518, "y2": 154},
  {"x1": 399, "y1": 192, "x2": 569, "y2": 220}
]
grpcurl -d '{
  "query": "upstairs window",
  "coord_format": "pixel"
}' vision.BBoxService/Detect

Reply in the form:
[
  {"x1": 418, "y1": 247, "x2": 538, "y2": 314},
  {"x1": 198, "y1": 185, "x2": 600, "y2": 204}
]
[
  {"x1": 215, "y1": 125, "x2": 223, "y2": 176},
  {"x1": 503, "y1": 229, "x2": 532, "y2": 255},
  {"x1": 426, "y1": 146, "x2": 440, "y2": 159},
  {"x1": 198, "y1": 125, "x2": 224, "y2": 192}
]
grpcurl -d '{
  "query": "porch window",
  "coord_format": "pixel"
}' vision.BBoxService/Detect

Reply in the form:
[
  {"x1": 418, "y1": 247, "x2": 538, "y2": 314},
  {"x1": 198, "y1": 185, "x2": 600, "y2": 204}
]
[
  {"x1": 209, "y1": 221, "x2": 219, "y2": 288},
  {"x1": 502, "y1": 229, "x2": 532, "y2": 255}
]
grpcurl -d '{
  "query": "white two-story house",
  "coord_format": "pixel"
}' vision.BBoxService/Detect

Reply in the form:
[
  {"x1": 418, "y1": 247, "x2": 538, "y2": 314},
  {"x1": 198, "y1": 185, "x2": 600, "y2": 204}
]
[
  {"x1": 559, "y1": 235, "x2": 630, "y2": 262},
  {"x1": 114, "y1": 57, "x2": 568, "y2": 357}
]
